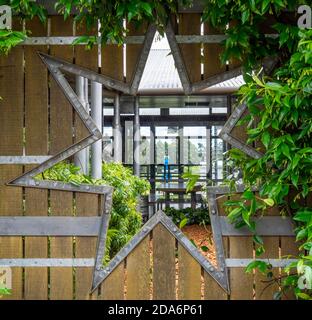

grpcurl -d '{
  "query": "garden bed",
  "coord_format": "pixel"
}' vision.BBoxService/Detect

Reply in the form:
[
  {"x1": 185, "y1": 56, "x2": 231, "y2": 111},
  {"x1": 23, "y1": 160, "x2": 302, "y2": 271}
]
[{"x1": 182, "y1": 224, "x2": 217, "y2": 267}]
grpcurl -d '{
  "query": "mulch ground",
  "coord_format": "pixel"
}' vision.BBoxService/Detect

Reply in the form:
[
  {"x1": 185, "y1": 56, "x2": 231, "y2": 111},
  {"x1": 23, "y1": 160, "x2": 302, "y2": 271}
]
[{"x1": 182, "y1": 224, "x2": 217, "y2": 267}]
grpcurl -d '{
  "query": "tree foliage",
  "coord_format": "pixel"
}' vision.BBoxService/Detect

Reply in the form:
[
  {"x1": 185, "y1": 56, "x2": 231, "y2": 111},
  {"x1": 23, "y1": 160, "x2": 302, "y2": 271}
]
[
  {"x1": 1, "y1": 0, "x2": 311, "y2": 299},
  {"x1": 36, "y1": 162, "x2": 150, "y2": 263}
]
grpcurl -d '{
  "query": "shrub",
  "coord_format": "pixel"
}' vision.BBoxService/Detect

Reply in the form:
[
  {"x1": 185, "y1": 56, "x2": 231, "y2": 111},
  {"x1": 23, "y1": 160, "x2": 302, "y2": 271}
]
[{"x1": 37, "y1": 161, "x2": 150, "y2": 263}]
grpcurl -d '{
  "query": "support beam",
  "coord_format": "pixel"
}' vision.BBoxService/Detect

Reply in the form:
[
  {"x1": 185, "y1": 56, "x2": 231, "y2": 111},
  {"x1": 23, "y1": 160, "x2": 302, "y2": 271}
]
[
  {"x1": 113, "y1": 94, "x2": 122, "y2": 162},
  {"x1": 133, "y1": 97, "x2": 140, "y2": 176},
  {"x1": 74, "y1": 76, "x2": 89, "y2": 174},
  {"x1": 91, "y1": 81, "x2": 103, "y2": 179}
]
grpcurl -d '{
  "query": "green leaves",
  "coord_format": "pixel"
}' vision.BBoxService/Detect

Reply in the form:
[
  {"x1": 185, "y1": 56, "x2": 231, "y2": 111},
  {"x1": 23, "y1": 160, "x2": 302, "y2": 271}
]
[
  {"x1": 182, "y1": 171, "x2": 200, "y2": 193},
  {"x1": 0, "y1": 30, "x2": 26, "y2": 55},
  {"x1": 246, "y1": 260, "x2": 270, "y2": 274},
  {"x1": 262, "y1": 198, "x2": 274, "y2": 207},
  {"x1": 179, "y1": 217, "x2": 188, "y2": 229}
]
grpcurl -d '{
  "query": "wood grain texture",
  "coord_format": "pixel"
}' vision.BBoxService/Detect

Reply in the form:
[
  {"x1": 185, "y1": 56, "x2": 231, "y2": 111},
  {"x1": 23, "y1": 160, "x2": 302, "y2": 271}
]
[
  {"x1": 216, "y1": 194, "x2": 230, "y2": 258},
  {"x1": 178, "y1": 13, "x2": 201, "y2": 83},
  {"x1": 229, "y1": 236, "x2": 254, "y2": 300},
  {"x1": 281, "y1": 237, "x2": 298, "y2": 300},
  {"x1": 24, "y1": 17, "x2": 49, "y2": 300},
  {"x1": 255, "y1": 200, "x2": 280, "y2": 300},
  {"x1": 24, "y1": 166, "x2": 48, "y2": 300},
  {"x1": 75, "y1": 193, "x2": 98, "y2": 300},
  {"x1": 74, "y1": 23, "x2": 99, "y2": 300},
  {"x1": 49, "y1": 15, "x2": 74, "y2": 155},
  {"x1": 0, "y1": 23, "x2": 24, "y2": 299},
  {"x1": 204, "y1": 271, "x2": 227, "y2": 300},
  {"x1": 228, "y1": 21, "x2": 242, "y2": 70},
  {"x1": 126, "y1": 22, "x2": 148, "y2": 84},
  {"x1": 0, "y1": 49, "x2": 23, "y2": 155},
  {"x1": 74, "y1": 22, "x2": 98, "y2": 144},
  {"x1": 0, "y1": 166, "x2": 23, "y2": 300},
  {"x1": 152, "y1": 223, "x2": 176, "y2": 300},
  {"x1": 100, "y1": 262, "x2": 125, "y2": 300},
  {"x1": 204, "y1": 23, "x2": 226, "y2": 78},
  {"x1": 231, "y1": 108, "x2": 249, "y2": 145},
  {"x1": 102, "y1": 44, "x2": 123, "y2": 81},
  {"x1": 126, "y1": 236, "x2": 150, "y2": 300},
  {"x1": 49, "y1": 191, "x2": 73, "y2": 300},
  {"x1": 178, "y1": 244, "x2": 201, "y2": 300}
]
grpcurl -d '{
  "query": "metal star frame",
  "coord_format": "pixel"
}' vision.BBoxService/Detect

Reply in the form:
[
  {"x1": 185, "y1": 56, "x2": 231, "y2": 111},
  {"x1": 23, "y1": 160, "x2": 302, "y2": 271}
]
[
  {"x1": 92, "y1": 209, "x2": 230, "y2": 294},
  {"x1": 7, "y1": 52, "x2": 115, "y2": 291},
  {"x1": 219, "y1": 103, "x2": 263, "y2": 159}
]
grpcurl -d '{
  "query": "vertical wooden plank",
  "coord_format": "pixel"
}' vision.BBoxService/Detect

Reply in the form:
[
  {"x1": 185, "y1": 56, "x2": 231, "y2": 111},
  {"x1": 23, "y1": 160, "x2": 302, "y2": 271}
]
[
  {"x1": 49, "y1": 191, "x2": 73, "y2": 300},
  {"x1": 74, "y1": 22, "x2": 98, "y2": 143},
  {"x1": 102, "y1": 44, "x2": 123, "y2": 81},
  {"x1": 0, "y1": 18, "x2": 24, "y2": 299},
  {"x1": 178, "y1": 244, "x2": 201, "y2": 300},
  {"x1": 178, "y1": 13, "x2": 201, "y2": 83},
  {"x1": 153, "y1": 223, "x2": 176, "y2": 300},
  {"x1": 24, "y1": 170, "x2": 48, "y2": 300},
  {"x1": 75, "y1": 193, "x2": 99, "y2": 300},
  {"x1": 49, "y1": 16, "x2": 74, "y2": 300},
  {"x1": 204, "y1": 23, "x2": 226, "y2": 78},
  {"x1": 281, "y1": 238, "x2": 298, "y2": 300},
  {"x1": 0, "y1": 166, "x2": 23, "y2": 300},
  {"x1": 49, "y1": 15, "x2": 74, "y2": 155},
  {"x1": 0, "y1": 38, "x2": 24, "y2": 155},
  {"x1": 126, "y1": 22, "x2": 148, "y2": 84},
  {"x1": 229, "y1": 236, "x2": 254, "y2": 300},
  {"x1": 216, "y1": 195, "x2": 230, "y2": 258},
  {"x1": 24, "y1": 17, "x2": 49, "y2": 300},
  {"x1": 74, "y1": 23, "x2": 99, "y2": 300},
  {"x1": 204, "y1": 271, "x2": 227, "y2": 300},
  {"x1": 228, "y1": 21, "x2": 241, "y2": 70},
  {"x1": 255, "y1": 204, "x2": 280, "y2": 300},
  {"x1": 126, "y1": 236, "x2": 150, "y2": 300},
  {"x1": 100, "y1": 263, "x2": 125, "y2": 300},
  {"x1": 231, "y1": 107, "x2": 249, "y2": 144}
]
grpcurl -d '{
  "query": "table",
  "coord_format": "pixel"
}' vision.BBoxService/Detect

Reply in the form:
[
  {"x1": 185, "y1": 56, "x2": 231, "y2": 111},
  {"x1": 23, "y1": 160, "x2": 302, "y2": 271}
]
[{"x1": 156, "y1": 182, "x2": 202, "y2": 210}]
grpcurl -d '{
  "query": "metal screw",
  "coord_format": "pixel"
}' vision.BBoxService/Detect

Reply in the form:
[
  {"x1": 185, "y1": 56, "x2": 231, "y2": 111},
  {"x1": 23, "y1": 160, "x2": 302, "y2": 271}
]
[
  {"x1": 211, "y1": 209, "x2": 216, "y2": 215},
  {"x1": 209, "y1": 267, "x2": 214, "y2": 272}
]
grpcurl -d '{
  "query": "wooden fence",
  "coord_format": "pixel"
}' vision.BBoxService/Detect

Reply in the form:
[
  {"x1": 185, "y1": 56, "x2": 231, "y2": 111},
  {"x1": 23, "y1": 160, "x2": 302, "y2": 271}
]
[{"x1": 0, "y1": 13, "x2": 298, "y2": 300}]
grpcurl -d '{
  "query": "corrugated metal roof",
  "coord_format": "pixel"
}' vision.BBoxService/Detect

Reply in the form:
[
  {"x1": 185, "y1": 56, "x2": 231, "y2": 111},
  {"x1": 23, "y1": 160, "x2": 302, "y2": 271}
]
[
  {"x1": 139, "y1": 50, "x2": 182, "y2": 89},
  {"x1": 138, "y1": 49, "x2": 245, "y2": 90}
]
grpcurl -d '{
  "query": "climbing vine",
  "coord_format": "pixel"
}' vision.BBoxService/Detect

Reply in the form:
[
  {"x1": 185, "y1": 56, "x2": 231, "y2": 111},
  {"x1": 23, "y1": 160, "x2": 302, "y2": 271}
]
[
  {"x1": 200, "y1": 1, "x2": 312, "y2": 299},
  {"x1": 0, "y1": 0, "x2": 311, "y2": 299}
]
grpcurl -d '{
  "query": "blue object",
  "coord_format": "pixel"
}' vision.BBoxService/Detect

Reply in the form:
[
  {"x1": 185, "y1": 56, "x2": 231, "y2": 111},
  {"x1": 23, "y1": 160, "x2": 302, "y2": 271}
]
[{"x1": 164, "y1": 155, "x2": 171, "y2": 182}]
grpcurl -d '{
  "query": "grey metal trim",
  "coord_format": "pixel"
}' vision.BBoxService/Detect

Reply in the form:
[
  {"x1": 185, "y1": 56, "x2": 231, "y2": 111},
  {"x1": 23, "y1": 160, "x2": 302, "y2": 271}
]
[
  {"x1": 38, "y1": 52, "x2": 131, "y2": 94},
  {"x1": 20, "y1": 35, "x2": 278, "y2": 45},
  {"x1": 206, "y1": 184, "x2": 255, "y2": 195},
  {"x1": 219, "y1": 103, "x2": 263, "y2": 159},
  {"x1": 92, "y1": 210, "x2": 230, "y2": 294},
  {"x1": 165, "y1": 22, "x2": 192, "y2": 95},
  {"x1": 6, "y1": 51, "x2": 113, "y2": 294},
  {"x1": 225, "y1": 259, "x2": 297, "y2": 268},
  {"x1": 0, "y1": 156, "x2": 51, "y2": 164},
  {"x1": 0, "y1": 217, "x2": 103, "y2": 236},
  {"x1": 130, "y1": 24, "x2": 157, "y2": 95},
  {"x1": 192, "y1": 67, "x2": 243, "y2": 93},
  {"x1": 220, "y1": 216, "x2": 295, "y2": 236},
  {"x1": 0, "y1": 259, "x2": 95, "y2": 267}
]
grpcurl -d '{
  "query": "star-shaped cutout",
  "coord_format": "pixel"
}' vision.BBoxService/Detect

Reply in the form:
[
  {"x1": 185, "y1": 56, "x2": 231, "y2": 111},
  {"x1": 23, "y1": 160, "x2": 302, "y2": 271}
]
[{"x1": 7, "y1": 52, "x2": 115, "y2": 291}]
